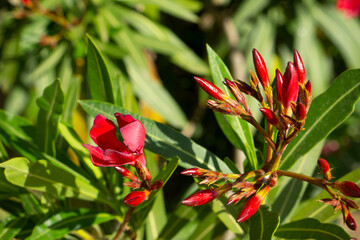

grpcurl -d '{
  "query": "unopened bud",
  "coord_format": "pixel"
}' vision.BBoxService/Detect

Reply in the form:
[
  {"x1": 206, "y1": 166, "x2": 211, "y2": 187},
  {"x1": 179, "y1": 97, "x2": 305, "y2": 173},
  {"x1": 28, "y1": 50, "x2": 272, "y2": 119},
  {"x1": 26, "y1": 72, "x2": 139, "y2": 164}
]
[
  {"x1": 151, "y1": 180, "x2": 164, "y2": 191},
  {"x1": 115, "y1": 166, "x2": 140, "y2": 183},
  {"x1": 227, "y1": 191, "x2": 247, "y2": 205},
  {"x1": 317, "y1": 158, "x2": 332, "y2": 181},
  {"x1": 346, "y1": 212, "x2": 357, "y2": 231},
  {"x1": 334, "y1": 181, "x2": 360, "y2": 198},
  {"x1": 123, "y1": 190, "x2": 149, "y2": 207},
  {"x1": 135, "y1": 160, "x2": 152, "y2": 181},
  {"x1": 181, "y1": 168, "x2": 206, "y2": 177},
  {"x1": 237, "y1": 186, "x2": 270, "y2": 222},
  {"x1": 282, "y1": 62, "x2": 299, "y2": 111},
  {"x1": 194, "y1": 76, "x2": 227, "y2": 101},
  {"x1": 294, "y1": 50, "x2": 306, "y2": 86},
  {"x1": 260, "y1": 108, "x2": 280, "y2": 126},
  {"x1": 123, "y1": 182, "x2": 141, "y2": 189},
  {"x1": 275, "y1": 69, "x2": 283, "y2": 103},
  {"x1": 182, "y1": 189, "x2": 219, "y2": 207},
  {"x1": 295, "y1": 102, "x2": 307, "y2": 121},
  {"x1": 252, "y1": 49, "x2": 269, "y2": 89},
  {"x1": 224, "y1": 78, "x2": 248, "y2": 111}
]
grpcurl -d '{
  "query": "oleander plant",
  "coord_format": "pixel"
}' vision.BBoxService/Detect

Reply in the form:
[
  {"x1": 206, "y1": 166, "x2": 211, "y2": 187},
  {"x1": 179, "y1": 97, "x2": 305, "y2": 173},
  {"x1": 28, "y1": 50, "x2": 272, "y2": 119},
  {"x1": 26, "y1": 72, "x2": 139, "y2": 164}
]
[{"x1": 0, "y1": 0, "x2": 360, "y2": 239}]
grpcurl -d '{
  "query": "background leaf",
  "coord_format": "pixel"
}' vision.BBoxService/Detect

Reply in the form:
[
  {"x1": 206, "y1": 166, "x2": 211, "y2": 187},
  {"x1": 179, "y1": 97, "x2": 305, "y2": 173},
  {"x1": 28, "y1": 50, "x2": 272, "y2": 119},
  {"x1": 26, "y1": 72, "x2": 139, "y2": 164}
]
[
  {"x1": 249, "y1": 205, "x2": 280, "y2": 240},
  {"x1": 274, "y1": 218, "x2": 351, "y2": 240}
]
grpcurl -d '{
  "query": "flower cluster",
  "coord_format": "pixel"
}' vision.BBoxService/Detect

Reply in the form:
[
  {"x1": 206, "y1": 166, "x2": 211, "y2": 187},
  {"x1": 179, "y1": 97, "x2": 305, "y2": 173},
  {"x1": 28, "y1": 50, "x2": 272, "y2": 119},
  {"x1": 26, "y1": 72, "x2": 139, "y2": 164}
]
[
  {"x1": 83, "y1": 113, "x2": 163, "y2": 207},
  {"x1": 336, "y1": 0, "x2": 360, "y2": 18},
  {"x1": 181, "y1": 49, "x2": 360, "y2": 230}
]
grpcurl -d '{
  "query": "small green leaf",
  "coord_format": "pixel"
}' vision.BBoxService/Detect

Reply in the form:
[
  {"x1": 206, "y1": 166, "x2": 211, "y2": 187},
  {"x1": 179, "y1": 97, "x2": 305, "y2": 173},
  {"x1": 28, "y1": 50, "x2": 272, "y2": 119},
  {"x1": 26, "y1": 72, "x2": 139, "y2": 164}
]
[
  {"x1": 207, "y1": 44, "x2": 258, "y2": 170},
  {"x1": 36, "y1": 79, "x2": 64, "y2": 156},
  {"x1": 27, "y1": 209, "x2": 117, "y2": 240},
  {"x1": 86, "y1": 34, "x2": 115, "y2": 103},
  {"x1": 79, "y1": 100, "x2": 231, "y2": 172},
  {"x1": 249, "y1": 205, "x2": 280, "y2": 240},
  {"x1": 0, "y1": 216, "x2": 28, "y2": 240},
  {"x1": 275, "y1": 218, "x2": 351, "y2": 240},
  {"x1": 0, "y1": 158, "x2": 109, "y2": 204},
  {"x1": 281, "y1": 69, "x2": 360, "y2": 170}
]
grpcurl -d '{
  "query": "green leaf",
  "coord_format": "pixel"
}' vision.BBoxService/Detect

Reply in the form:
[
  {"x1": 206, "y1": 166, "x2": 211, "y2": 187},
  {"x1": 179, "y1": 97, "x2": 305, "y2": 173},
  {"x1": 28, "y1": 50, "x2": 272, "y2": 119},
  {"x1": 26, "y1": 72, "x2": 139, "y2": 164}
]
[
  {"x1": 249, "y1": 205, "x2": 280, "y2": 240},
  {"x1": 189, "y1": 211, "x2": 226, "y2": 240},
  {"x1": 207, "y1": 44, "x2": 258, "y2": 170},
  {"x1": 86, "y1": 34, "x2": 115, "y2": 103},
  {"x1": 79, "y1": 100, "x2": 231, "y2": 172},
  {"x1": 124, "y1": 57, "x2": 188, "y2": 128},
  {"x1": 19, "y1": 189, "x2": 45, "y2": 222},
  {"x1": 307, "y1": 2, "x2": 360, "y2": 68},
  {"x1": 121, "y1": 0, "x2": 199, "y2": 23},
  {"x1": 274, "y1": 218, "x2": 351, "y2": 240},
  {"x1": 0, "y1": 216, "x2": 28, "y2": 240},
  {"x1": 291, "y1": 166, "x2": 360, "y2": 222},
  {"x1": 36, "y1": 79, "x2": 64, "y2": 156},
  {"x1": 27, "y1": 209, "x2": 117, "y2": 240},
  {"x1": 281, "y1": 69, "x2": 360, "y2": 170},
  {"x1": 210, "y1": 197, "x2": 244, "y2": 236},
  {"x1": 0, "y1": 158, "x2": 109, "y2": 204}
]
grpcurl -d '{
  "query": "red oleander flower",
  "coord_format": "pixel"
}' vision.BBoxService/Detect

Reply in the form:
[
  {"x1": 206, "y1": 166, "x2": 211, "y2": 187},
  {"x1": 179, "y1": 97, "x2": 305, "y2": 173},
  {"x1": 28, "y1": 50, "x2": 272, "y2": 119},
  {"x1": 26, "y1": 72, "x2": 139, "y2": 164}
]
[
  {"x1": 317, "y1": 158, "x2": 332, "y2": 180},
  {"x1": 252, "y1": 49, "x2": 270, "y2": 89},
  {"x1": 83, "y1": 113, "x2": 146, "y2": 167},
  {"x1": 337, "y1": 0, "x2": 360, "y2": 18}
]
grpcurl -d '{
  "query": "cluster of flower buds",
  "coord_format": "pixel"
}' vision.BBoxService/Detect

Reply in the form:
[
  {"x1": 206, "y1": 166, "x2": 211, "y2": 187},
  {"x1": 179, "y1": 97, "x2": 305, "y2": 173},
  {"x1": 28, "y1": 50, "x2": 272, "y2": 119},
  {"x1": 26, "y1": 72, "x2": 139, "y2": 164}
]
[
  {"x1": 181, "y1": 167, "x2": 276, "y2": 222},
  {"x1": 83, "y1": 113, "x2": 163, "y2": 208},
  {"x1": 316, "y1": 158, "x2": 360, "y2": 230}
]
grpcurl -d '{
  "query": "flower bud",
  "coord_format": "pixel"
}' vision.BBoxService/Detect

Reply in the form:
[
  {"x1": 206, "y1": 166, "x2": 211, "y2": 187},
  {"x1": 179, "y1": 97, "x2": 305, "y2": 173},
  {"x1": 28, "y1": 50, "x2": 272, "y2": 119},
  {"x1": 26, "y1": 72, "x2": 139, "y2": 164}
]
[
  {"x1": 317, "y1": 158, "x2": 332, "y2": 181},
  {"x1": 334, "y1": 181, "x2": 360, "y2": 198},
  {"x1": 182, "y1": 189, "x2": 219, "y2": 207},
  {"x1": 294, "y1": 50, "x2": 306, "y2": 86},
  {"x1": 252, "y1": 49, "x2": 269, "y2": 89},
  {"x1": 305, "y1": 80, "x2": 312, "y2": 107},
  {"x1": 115, "y1": 166, "x2": 140, "y2": 183},
  {"x1": 135, "y1": 160, "x2": 152, "y2": 181},
  {"x1": 260, "y1": 108, "x2": 280, "y2": 126},
  {"x1": 123, "y1": 182, "x2": 141, "y2": 189},
  {"x1": 346, "y1": 212, "x2": 357, "y2": 231},
  {"x1": 224, "y1": 78, "x2": 249, "y2": 111},
  {"x1": 237, "y1": 186, "x2": 270, "y2": 222},
  {"x1": 282, "y1": 62, "x2": 299, "y2": 111},
  {"x1": 151, "y1": 180, "x2": 164, "y2": 191},
  {"x1": 123, "y1": 190, "x2": 149, "y2": 207},
  {"x1": 181, "y1": 168, "x2": 206, "y2": 177},
  {"x1": 227, "y1": 191, "x2": 247, "y2": 205},
  {"x1": 275, "y1": 69, "x2": 283, "y2": 103},
  {"x1": 295, "y1": 102, "x2": 307, "y2": 121},
  {"x1": 194, "y1": 76, "x2": 227, "y2": 101}
]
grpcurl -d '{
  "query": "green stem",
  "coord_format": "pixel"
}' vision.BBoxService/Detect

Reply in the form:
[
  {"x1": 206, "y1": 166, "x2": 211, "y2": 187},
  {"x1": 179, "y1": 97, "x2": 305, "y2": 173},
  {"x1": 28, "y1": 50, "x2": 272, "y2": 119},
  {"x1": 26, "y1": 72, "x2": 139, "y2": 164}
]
[
  {"x1": 249, "y1": 118, "x2": 276, "y2": 150},
  {"x1": 277, "y1": 170, "x2": 324, "y2": 188},
  {"x1": 114, "y1": 207, "x2": 135, "y2": 240}
]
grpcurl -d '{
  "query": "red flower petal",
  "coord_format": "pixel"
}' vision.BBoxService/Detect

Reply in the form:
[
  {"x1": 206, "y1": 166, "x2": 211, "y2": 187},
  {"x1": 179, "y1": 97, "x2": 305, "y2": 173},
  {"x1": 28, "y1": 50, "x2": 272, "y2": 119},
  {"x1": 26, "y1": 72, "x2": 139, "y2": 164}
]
[
  {"x1": 120, "y1": 120, "x2": 145, "y2": 153},
  {"x1": 103, "y1": 149, "x2": 138, "y2": 166},
  {"x1": 83, "y1": 144, "x2": 106, "y2": 166},
  {"x1": 115, "y1": 113, "x2": 136, "y2": 129},
  {"x1": 89, "y1": 114, "x2": 127, "y2": 152}
]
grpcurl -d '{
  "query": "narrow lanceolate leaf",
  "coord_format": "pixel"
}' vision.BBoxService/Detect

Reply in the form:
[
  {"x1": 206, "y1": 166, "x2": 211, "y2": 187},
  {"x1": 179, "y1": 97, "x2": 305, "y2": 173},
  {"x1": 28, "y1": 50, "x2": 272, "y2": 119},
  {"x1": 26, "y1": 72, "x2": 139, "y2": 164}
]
[
  {"x1": 0, "y1": 216, "x2": 28, "y2": 240},
  {"x1": 207, "y1": 44, "x2": 258, "y2": 170},
  {"x1": 249, "y1": 205, "x2": 280, "y2": 240},
  {"x1": 79, "y1": 100, "x2": 231, "y2": 173},
  {"x1": 281, "y1": 69, "x2": 360, "y2": 170},
  {"x1": 275, "y1": 218, "x2": 351, "y2": 240},
  {"x1": 210, "y1": 197, "x2": 244, "y2": 236},
  {"x1": 36, "y1": 79, "x2": 64, "y2": 156},
  {"x1": 0, "y1": 158, "x2": 109, "y2": 204},
  {"x1": 86, "y1": 34, "x2": 115, "y2": 103},
  {"x1": 27, "y1": 209, "x2": 117, "y2": 240}
]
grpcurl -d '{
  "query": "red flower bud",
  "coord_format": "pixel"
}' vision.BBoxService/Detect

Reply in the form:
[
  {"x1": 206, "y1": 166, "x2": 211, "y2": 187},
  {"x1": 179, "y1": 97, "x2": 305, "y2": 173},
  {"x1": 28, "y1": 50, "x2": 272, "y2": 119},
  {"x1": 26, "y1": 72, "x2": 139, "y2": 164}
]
[
  {"x1": 335, "y1": 181, "x2": 360, "y2": 198},
  {"x1": 346, "y1": 212, "x2": 357, "y2": 231},
  {"x1": 282, "y1": 62, "x2": 299, "y2": 111},
  {"x1": 275, "y1": 69, "x2": 283, "y2": 103},
  {"x1": 123, "y1": 190, "x2": 149, "y2": 207},
  {"x1": 317, "y1": 158, "x2": 332, "y2": 181},
  {"x1": 252, "y1": 49, "x2": 269, "y2": 89},
  {"x1": 115, "y1": 166, "x2": 140, "y2": 183},
  {"x1": 260, "y1": 108, "x2": 280, "y2": 126},
  {"x1": 294, "y1": 50, "x2": 306, "y2": 86},
  {"x1": 151, "y1": 180, "x2": 164, "y2": 191},
  {"x1": 224, "y1": 78, "x2": 247, "y2": 108},
  {"x1": 181, "y1": 168, "x2": 206, "y2": 177},
  {"x1": 296, "y1": 102, "x2": 307, "y2": 121},
  {"x1": 182, "y1": 189, "x2": 219, "y2": 206},
  {"x1": 194, "y1": 76, "x2": 227, "y2": 101},
  {"x1": 237, "y1": 186, "x2": 270, "y2": 222}
]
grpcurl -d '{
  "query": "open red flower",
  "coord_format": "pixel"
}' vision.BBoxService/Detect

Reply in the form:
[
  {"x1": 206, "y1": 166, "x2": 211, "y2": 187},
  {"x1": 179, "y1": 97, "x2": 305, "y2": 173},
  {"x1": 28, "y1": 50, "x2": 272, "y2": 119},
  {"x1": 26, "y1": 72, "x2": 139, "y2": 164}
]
[{"x1": 83, "y1": 113, "x2": 146, "y2": 167}]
